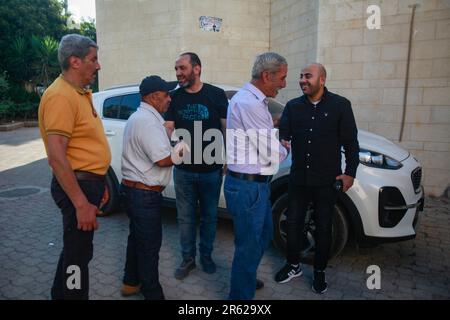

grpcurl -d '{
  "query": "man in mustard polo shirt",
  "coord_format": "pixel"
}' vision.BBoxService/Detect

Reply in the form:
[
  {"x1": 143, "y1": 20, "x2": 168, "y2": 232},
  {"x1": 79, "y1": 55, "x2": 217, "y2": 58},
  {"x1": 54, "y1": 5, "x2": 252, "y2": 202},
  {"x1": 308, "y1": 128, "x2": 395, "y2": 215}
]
[{"x1": 38, "y1": 34, "x2": 111, "y2": 300}]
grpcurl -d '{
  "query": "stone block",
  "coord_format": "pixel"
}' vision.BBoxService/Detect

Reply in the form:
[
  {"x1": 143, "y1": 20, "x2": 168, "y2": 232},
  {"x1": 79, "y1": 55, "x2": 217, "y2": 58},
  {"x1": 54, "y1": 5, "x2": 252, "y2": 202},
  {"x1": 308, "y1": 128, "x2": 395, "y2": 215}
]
[
  {"x1": 363, "y1": 62, "x2": 397, "y2": 79},
  {"x1": 328, "y1": 63, "x2": 364, "y2": 80},
  {"x1": 411, "y1": 124, "x2": 450, "y2": 142},
  {"x1": 350, "y1": 88, "x2": 382, "y2": 104},
  {"x1": 409, "y1": 59, "x2": 434, "y2": 79},
  {"x1": 413, "y1": 21, "x2": 437, "y2": 41},
  {"x1": 323, "y1": 46, "x2": 352, "y2": 63},
  {"x1": 404, "y1": 106, "x2": 431, "y2": 124},
  {"x1": 431, "y1": 58, "x2": 450, "y2": 78},
  {"x1": 363, "y1": 24, "x2": 410, "y2": 45},
  {"x1": 423, "y1": 87, "x2": 450, "y2": 105},
  {"x1": 436, "y1": 19, "x2": 450, "y2": 39},
  {"x1": 335, "y1": 1, "x2": 364, "y2": 21},
  {"x1": 421, "y1": 151, "x2": 450, "y2": 170},
  {"x1": 412, "y1": 40, "x2": 450, "y2": 60},
  {"x1": 424, "y1": 142, "x2": 450, "y2": 152},
  {"x1": 336, "y1": 29, "x2": 364, "y2": 46},
  {"x1": 430, "y1": 106, "x2": 450, "y2": 124},
  {"x1": 368, "y1": 122, "x2": 402, "y2": 140},
  {"x1": 352, "y1": 45, "x2": 381, "y2": 62},
  {"x1": 381, "y1": 43, "x2": 409, "y2": 61}
]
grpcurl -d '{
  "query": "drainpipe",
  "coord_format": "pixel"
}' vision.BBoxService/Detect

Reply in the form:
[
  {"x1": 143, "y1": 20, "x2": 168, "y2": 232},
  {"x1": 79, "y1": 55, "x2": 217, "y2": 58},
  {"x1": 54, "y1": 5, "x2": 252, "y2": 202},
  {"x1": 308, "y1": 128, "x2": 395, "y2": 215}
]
[{"x1": 399, "y1": 4, "x2": 419, "y2": 142}]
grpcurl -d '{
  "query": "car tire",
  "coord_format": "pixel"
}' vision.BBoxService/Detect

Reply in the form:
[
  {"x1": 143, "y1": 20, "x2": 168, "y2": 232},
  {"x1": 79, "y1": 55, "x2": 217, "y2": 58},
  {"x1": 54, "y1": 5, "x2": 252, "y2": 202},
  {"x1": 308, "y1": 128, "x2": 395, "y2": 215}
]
[
  {"x1": 98, "y1": 167, "x2": 120, "y2": 216},
  {"x1": 272, "y1": 193, "x2": 349, "y2": 265}
]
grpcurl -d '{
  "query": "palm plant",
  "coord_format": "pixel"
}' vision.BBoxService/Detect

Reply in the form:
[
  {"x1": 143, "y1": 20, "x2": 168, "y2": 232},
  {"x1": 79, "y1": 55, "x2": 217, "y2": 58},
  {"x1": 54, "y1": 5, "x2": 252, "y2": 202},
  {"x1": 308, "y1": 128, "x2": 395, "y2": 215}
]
[
  {"x1": 30, "y1": 35, "x2": 59, "y2": 91},
  {"x1": 5, "y1": 37, "x2": 33, "y2": 85}
]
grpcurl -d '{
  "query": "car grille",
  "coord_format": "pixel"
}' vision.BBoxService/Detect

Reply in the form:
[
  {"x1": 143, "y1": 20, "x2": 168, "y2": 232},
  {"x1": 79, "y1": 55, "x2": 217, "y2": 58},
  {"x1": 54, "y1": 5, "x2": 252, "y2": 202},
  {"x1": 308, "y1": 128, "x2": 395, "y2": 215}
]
[{"x1": 411, "y1": 167, "x2": 422, "y2": 194}]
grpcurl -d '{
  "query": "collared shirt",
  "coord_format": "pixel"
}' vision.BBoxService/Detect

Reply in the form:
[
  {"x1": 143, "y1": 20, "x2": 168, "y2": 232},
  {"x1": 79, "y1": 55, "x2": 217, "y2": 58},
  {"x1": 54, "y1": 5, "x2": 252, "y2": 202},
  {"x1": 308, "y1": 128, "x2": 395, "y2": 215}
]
[
  {"x1": 38, "y1": 75, "x2": 111, "y2": 175},
  {"x1": 279, "y1": 87, "x2": 360, "y2": 186},
  {"x1": 226, "y1": 83, "x2": 288, "y2": 175},
  {"x1": 121, "y1": 102, "x2": 172, "y2": 186}
]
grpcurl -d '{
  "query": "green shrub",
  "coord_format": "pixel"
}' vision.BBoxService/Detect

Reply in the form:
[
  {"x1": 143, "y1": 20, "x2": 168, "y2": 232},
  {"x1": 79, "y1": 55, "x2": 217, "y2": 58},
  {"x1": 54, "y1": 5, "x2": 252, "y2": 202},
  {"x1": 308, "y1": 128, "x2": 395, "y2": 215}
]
[
  {"x1": 6, "y1": 83, "x2": 40, "y2": 103},
  {"x1": 0, "y1": 100, "x2": 15, "y2": 122}
]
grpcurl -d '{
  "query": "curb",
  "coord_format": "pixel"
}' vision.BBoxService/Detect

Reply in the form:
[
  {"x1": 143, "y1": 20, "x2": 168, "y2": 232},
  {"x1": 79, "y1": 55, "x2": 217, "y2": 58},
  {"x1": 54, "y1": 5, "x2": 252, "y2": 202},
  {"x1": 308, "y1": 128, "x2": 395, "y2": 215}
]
[
  {"x1": 0, "y1": 121, "x2": 38, "y2": 131},
  {"x1": 0, "y1": 122, "x2": 24, "y2": 131}
]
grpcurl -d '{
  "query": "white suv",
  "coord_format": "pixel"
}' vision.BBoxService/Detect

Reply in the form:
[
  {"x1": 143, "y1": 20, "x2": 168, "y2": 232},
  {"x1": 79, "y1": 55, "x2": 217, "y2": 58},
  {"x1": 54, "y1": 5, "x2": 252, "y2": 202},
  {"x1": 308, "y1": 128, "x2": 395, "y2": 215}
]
[{"x1": 94, "y1": 84, "x2": 425, "y2": 263}]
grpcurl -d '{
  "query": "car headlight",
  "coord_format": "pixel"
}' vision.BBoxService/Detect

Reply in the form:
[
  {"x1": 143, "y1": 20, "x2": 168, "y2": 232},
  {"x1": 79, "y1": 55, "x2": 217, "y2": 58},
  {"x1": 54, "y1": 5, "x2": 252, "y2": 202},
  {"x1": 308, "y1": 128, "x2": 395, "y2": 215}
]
[{"x1": 359, "y1": 149, "x2": 403, "y2": 170}]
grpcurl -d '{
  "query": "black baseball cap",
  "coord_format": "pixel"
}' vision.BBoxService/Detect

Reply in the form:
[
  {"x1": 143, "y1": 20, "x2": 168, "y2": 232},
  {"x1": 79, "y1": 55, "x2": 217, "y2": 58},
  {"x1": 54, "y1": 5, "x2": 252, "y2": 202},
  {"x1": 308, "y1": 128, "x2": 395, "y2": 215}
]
[{"x1": 139, "y1": 75, "x2": 172, "y2": 97}]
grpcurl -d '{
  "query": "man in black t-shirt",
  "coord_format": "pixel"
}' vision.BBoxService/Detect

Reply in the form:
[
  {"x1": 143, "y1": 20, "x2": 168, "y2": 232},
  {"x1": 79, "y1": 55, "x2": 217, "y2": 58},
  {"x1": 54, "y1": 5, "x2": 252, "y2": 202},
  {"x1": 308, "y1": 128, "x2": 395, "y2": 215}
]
[{"x1": 165, "y1": 52, "x2": 228, "y2": 280}]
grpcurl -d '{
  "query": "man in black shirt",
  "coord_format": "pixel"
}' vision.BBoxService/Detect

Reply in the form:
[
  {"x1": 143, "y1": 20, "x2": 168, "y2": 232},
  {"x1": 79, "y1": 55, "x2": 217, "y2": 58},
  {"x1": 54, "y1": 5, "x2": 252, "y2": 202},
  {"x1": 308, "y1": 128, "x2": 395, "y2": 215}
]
[
  {"x1": 165, "y1": 52, "x2": 228, "y2": 280},
  {"x1": 275, "y1": 63, "x2": 359, "y2": 294}
]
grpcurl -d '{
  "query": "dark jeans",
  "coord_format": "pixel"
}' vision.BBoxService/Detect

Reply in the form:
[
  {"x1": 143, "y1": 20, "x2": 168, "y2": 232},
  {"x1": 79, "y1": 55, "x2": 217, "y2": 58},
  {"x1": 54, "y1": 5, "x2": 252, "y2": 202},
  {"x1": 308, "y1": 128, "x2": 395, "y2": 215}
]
[
  {"x1": 121, "y1": 184, "x2": 164, "y2": 300},
  {"x1": 50, "y1": 176, "x2": 105, "y2": 300},
  {"x1": 173, "y1": 167, "x2": 222, "y2": 260},
  {"x1": 224, "y1": 175, "x2": 272, "y2": 300},
  {"x1": 286, "y1": 183, "x2": 338, "y2": 271}
]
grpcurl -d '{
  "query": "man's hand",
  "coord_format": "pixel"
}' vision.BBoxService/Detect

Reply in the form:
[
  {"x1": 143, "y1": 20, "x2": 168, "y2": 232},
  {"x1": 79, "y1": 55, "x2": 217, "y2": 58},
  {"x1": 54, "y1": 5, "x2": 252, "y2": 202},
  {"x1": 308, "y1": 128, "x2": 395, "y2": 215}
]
[
  {"x1": 281, "y1": 139, "x2": 291, "y2": 152},
  {"x1": 171, "y1": 140, "x2": 190, "y2": 164},
  {"x1": 75, "y1": 201, "x2": 99, "y2": 231},
  {"x1": 335, "y1": 174, "x2": 354, "y2": 192}
]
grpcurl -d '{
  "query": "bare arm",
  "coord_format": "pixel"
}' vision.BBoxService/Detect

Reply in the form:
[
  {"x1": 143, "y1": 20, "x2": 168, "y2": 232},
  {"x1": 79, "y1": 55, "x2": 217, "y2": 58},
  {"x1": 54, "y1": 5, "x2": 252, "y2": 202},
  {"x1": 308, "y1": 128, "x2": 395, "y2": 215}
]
[
  {"x1": 47, "y1": 135, "x2": 99, "y2": 231},
  {"x1": 155, "y1": 155, "x2": 174, "y2": 167}
]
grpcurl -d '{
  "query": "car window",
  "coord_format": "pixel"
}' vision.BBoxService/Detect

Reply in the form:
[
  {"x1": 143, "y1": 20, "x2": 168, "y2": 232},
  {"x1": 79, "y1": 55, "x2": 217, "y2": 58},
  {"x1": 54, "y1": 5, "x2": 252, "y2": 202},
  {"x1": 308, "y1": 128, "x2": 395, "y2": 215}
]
[
  {"x1": 119, "y1": 94, "x2": 140, "y2": 120},
  {"x1": 103, "y1": 93, "x2": 140, "y2": 120}
]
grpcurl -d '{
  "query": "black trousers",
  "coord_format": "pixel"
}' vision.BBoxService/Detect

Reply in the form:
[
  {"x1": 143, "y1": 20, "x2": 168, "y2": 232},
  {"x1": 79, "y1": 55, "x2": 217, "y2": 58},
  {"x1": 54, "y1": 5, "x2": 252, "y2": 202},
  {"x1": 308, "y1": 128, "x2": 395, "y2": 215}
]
[
  {"x1": 50, "y1": 177, "x2": 105, "y2": 300},
  {"x1": 286, "y1": 183, "x2": 338, "y2": 271}
]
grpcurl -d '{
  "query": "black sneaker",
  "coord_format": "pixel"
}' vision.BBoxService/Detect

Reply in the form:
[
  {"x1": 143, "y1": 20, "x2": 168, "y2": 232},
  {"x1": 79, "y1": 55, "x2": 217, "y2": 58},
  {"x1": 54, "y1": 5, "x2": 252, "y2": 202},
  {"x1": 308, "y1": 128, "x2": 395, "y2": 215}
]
[
  {"x1": 200, "y1": 255, "x2": 216, "y2": 274},
  {"x1": 275, "y1": 263, "x2": 303, "y2": 283},
  {"x1": 312, "y1": 270, "x2": 328, "y2": 294},
  {"x1": 174, "y1": 258, "x2": 196, "y2": 280}
]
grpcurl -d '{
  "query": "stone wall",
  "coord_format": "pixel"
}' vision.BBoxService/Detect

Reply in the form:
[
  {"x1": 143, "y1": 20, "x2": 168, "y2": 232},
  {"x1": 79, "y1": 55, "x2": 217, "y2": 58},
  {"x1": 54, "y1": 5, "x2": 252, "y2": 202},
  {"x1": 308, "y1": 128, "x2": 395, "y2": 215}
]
[
  {"x1": 314, "y1": 0, "x2": 450, "y2": 196},
  {"x1": 96, "y1": 0, "x2": 270, "y2": 89}
]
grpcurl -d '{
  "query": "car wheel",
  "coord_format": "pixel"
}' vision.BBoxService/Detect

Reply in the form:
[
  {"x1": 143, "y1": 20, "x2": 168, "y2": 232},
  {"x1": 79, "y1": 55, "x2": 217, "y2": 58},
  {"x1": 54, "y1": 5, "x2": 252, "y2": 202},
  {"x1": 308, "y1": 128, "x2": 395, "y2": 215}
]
[
  {"x1": 272, "y1": 193, "x2": 349, "y2": 264},
  {"x1": 98, "y1": 167, "x2": 120, "y2": 216}
]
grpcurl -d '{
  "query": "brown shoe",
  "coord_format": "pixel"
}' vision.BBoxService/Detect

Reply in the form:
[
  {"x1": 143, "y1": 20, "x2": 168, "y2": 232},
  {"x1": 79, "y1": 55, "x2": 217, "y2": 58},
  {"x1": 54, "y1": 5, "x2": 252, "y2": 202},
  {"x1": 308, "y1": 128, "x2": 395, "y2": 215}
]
[{"x1": 121, "y1": 284, "x2": 141, "y2": 297}]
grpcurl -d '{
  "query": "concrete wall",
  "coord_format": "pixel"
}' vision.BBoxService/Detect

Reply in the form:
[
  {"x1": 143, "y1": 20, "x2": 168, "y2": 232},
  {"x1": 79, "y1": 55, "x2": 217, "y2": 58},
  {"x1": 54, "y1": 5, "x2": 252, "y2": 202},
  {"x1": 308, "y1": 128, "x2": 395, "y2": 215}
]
[{"x1": 96, "y1": 0, "x2": 270, "y2": 89}]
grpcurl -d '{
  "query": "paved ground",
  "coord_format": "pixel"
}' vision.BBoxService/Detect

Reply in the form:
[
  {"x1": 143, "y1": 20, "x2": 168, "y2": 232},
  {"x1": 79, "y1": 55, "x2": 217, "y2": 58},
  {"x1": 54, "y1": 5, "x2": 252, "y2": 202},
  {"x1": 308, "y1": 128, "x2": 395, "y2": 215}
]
[{"x1": 0, "y1": 128, "x2": 449, "y2": 300}]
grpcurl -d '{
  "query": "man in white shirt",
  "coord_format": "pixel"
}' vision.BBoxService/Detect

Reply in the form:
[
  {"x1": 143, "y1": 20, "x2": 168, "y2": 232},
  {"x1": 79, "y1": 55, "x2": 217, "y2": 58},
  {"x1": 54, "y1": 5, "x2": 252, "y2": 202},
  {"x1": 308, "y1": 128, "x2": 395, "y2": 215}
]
[
  {"x1": 225, "y1": 52, "x2": 289, "y2": 300},
  {"x1": 119, "y1": 75, "x2": 182, "y2": 300}
]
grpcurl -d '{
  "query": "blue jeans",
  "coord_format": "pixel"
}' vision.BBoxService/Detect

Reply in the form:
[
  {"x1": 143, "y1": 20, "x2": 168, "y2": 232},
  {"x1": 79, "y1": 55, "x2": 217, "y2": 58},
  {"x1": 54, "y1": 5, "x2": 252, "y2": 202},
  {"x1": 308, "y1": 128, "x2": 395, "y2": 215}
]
[
  {"x1": 121, "y1": 184, "x2": 164, "y2": 300},
  {"x1": 174, "y1": 167, "x2": 222, "y2": 260},
  {"x1": 224, "y1": 175, "x2": 273, "y2": 300}
]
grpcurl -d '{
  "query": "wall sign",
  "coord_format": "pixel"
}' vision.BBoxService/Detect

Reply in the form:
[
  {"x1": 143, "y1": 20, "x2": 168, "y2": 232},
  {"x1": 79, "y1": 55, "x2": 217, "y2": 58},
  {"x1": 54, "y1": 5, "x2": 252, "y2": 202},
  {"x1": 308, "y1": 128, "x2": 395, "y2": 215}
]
[{"x1": 199, "y1": 16, "x2": 222, "y2": 32}]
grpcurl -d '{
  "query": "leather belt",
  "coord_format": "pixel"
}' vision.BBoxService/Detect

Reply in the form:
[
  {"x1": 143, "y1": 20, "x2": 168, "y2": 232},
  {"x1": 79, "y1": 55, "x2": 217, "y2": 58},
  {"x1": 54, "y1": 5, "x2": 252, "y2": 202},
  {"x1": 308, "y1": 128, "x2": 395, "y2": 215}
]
[
  {"x1": 228, "y1": 170, "x2": 272, "y2": 183},
  {"x1": 122, "y1": 179, "x2": 165, "y2": 193},
  {"x1": 74, "y1": 171, "x2": 105, "y2": 181}
]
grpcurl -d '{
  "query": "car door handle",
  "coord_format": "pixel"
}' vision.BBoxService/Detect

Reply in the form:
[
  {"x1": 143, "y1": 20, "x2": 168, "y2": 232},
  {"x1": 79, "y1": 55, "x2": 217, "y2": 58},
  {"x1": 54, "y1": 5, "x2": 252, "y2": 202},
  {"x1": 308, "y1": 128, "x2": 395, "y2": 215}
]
[{"x1": 105, "y1": 130, "x2": 116, "y2": 136}]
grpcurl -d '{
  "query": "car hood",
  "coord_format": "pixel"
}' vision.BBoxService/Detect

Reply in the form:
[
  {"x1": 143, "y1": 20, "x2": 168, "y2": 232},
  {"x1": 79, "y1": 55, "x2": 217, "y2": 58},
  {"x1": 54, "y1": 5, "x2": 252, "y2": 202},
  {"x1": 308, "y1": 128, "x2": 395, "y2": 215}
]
[{"x1": 358, "y1": 130, "x2": 409, "y2": 161}]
